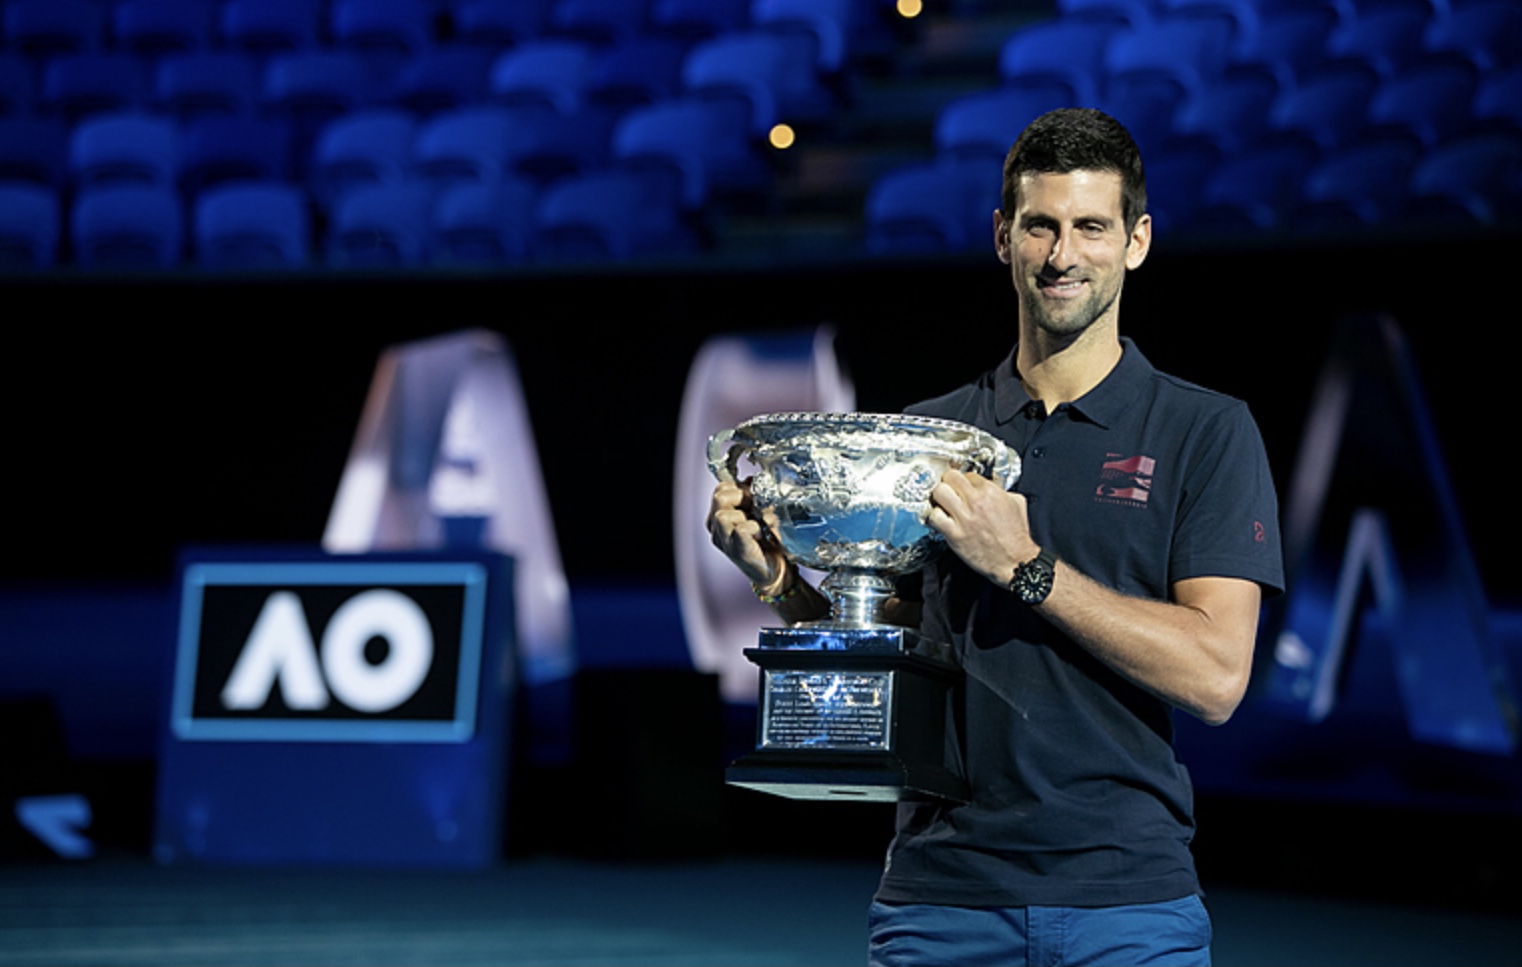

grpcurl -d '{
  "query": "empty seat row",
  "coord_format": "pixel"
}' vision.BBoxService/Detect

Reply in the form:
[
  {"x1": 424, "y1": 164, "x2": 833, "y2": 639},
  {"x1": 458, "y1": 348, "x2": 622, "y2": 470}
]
[
  {"x1": 1, "y1": 81, "x2": 780, "y2": 206},
  {"x1": 993, "y1": 1, "x2": 1522, "y2": 151},
  {"x1": 0, "y1": 168, "x2": 709, "y2": 270},
  {"x1": 867, "y1": 125, "x2": 1522, "y2": 254},
  {"x1": 1, "y1": 0, "x2": 874, "y2": 73},
  {"x1": 870, "y1": 0, "x2": 1522, "y2": 253},
  {"x1": 3, "y1": 27, "x2": 842, "y2": 126}
]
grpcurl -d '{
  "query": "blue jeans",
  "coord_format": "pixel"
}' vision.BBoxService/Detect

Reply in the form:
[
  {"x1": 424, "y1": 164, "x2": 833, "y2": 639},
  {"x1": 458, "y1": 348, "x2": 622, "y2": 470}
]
[{"x1": 868, "y1": 895, "x2": 1213, "y2": 966}]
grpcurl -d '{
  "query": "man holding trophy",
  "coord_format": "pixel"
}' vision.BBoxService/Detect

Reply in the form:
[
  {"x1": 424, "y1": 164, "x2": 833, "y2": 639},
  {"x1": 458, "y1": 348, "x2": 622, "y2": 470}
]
[{"x1": 708, "y1": 108, "x2": 1283, "y2": 965}]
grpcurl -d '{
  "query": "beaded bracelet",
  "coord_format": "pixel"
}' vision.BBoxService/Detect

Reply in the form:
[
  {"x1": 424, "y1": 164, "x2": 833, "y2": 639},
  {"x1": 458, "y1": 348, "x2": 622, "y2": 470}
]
[{"x1": 752, "y1": 575, "x2": 801, "y2": 605}]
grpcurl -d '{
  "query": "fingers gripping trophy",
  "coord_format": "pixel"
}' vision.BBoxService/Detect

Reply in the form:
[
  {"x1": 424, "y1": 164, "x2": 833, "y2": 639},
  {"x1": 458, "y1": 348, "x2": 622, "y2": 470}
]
[{"x1": 707, "y1": 412, "x2": 1020, "y2": 802}]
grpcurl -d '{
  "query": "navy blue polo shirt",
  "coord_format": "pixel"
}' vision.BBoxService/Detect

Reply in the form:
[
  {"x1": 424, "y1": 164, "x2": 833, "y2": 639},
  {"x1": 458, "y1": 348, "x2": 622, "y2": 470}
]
[{"x1": 876, "y1": 338, "x2": 1284, "y2": 909}]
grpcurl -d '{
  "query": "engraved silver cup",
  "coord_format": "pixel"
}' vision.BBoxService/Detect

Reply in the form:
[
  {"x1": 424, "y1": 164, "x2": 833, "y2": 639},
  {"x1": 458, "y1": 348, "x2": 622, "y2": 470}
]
[{"x1": 708, "y1": 412, "x2": 1021, "y2": 629}]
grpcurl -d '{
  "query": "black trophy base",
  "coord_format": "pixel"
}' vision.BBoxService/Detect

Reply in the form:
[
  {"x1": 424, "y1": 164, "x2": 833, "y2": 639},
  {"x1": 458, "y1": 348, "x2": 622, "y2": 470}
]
[
  {"x1": 727, "y1": 624, "x2": 968, "y2": 804},
  {"x1": 726, "y1": 750, "x2": 968, "y2": 803}
]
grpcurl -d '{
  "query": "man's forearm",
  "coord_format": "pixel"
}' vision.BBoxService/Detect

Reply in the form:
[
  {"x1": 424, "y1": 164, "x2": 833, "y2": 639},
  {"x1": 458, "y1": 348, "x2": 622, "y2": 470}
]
[{"x1": 1032, "y1": 562, "x2": 1261, "y2": 725}]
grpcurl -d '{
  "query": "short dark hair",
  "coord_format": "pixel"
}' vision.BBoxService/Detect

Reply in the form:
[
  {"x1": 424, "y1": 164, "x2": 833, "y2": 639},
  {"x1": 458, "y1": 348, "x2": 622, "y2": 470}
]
[{"x1": 1001, "y1": 108, "x2": 1147, "y2": 232}]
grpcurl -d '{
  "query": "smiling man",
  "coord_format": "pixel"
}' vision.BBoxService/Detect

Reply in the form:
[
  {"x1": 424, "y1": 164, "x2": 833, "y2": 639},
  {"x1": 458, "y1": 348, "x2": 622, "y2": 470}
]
[{"x1": 709, "y1": 108, "x2": 1284, "y2": 966}]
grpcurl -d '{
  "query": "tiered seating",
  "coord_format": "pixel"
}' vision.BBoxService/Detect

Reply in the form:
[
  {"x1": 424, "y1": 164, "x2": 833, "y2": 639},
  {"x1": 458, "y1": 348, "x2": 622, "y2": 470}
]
[
  {"x1": 868, "y1": 0, "x2": 1522, "y2": 252},
  {"x1": 4, "y1": 0, "x2": 1518, "y2": 270},
  {"x1": 0, "y1": 0, "x2": 868, "y2": 270}
]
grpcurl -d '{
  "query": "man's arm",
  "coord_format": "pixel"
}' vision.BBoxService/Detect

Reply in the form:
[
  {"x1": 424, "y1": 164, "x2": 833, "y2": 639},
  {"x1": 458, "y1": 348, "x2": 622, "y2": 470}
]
[{"x1": 928, "y1": 470, "x2": 1261, "y2": 725}]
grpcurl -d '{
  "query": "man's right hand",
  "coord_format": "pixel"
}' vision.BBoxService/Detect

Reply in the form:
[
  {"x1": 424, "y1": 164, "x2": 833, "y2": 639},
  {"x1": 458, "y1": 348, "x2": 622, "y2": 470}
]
[{"x1": 706, "y1": 479, "x2": 790, "y2": 592}]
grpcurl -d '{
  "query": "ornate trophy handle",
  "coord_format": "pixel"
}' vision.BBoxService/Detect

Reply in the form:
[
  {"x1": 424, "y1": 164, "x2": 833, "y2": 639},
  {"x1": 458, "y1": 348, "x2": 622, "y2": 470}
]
[
  {"x1": 982, "y1": 441, "x2": 1022, "y2": 490},
  {"x1": 706, "y1": 428, "x2": 742, "y2": 484}
]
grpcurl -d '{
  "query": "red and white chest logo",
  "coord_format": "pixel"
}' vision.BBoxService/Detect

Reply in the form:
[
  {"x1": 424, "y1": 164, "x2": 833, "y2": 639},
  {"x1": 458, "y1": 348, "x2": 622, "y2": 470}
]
[{"x1": 1096, "y1": 453, "x2": 1155, "y2": 506}]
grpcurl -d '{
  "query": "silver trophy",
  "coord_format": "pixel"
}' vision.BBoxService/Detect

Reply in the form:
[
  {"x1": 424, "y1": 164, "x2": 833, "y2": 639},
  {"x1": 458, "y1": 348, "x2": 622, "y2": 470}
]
[{"x1": 708, "y1": 412, "x2": 1020, "y2": 802}]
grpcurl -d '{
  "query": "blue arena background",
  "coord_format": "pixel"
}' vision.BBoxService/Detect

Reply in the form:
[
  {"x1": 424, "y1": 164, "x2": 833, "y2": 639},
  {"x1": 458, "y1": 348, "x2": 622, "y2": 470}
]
[{"x1": 2, "y1": 0, "x2": 1520, "y2": 913}]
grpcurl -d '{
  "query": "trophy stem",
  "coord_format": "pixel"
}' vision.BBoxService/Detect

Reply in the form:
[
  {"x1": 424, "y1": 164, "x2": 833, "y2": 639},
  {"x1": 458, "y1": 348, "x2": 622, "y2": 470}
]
[{"x1": 820, "y1": 569, "x2": 897, "y2": 626}]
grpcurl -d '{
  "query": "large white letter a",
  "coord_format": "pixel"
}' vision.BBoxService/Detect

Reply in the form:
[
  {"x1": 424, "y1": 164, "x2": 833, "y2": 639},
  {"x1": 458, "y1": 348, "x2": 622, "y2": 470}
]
[{"x1": 221, "y1": 592, "x2": 330, "y2": 711}]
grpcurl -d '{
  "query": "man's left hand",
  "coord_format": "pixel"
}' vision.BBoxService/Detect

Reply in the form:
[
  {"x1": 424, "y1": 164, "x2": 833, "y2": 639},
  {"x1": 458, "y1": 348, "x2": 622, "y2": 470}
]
[{"x1": 927, "y1": 470, "x2": 1040, "y2": 586}]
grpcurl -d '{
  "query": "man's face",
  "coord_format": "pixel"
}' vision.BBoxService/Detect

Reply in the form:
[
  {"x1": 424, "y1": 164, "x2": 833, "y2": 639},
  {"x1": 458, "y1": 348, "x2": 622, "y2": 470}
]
[{"x1": 995, "y1": 169, "x2": 1151, "y2": 340}]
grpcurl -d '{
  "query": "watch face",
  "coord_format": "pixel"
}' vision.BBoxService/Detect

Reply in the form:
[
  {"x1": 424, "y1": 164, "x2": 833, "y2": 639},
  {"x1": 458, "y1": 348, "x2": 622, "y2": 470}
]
[{"x1": 1013, "y1": 555, "x2": 1054, "y2": 604}]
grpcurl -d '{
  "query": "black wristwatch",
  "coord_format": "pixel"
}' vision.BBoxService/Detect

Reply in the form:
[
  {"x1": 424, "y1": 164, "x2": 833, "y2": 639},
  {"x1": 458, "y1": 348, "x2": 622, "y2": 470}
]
[{"x1": 1009, "y1": 548, "x2": 1056, "y2": 605}]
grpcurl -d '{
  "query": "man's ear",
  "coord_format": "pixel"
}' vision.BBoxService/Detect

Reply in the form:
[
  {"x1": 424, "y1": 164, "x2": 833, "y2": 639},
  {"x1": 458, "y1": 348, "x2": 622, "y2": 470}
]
[
  {"x1": 1125, "y1": 213, "x2": 1152, "y2": 270},
  {"x1": 994, "y1": 210, "x2": 1011, "y2": 264}
]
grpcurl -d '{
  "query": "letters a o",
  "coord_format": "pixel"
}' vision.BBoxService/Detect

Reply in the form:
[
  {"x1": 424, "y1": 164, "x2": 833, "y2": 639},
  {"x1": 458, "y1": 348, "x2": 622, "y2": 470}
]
[{"x1": 322, "y1": 589, "x2": 434, "y2": 713}]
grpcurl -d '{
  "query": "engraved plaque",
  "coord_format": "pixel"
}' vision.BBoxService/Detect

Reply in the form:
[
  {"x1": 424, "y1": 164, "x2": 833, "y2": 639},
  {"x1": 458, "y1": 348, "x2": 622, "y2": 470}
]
[{"x1": 760, "y1": 670, "x2": 893, "y2": 750}]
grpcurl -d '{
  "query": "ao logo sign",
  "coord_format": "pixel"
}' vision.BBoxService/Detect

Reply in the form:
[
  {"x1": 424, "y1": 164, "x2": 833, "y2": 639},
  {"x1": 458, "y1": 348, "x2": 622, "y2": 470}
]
[
  {"x1": 172, "y1": 560, "x2": 487, "y2": 742},
  {"x1": 222, "y1": 589, "x2": 434, "y2": 714}
]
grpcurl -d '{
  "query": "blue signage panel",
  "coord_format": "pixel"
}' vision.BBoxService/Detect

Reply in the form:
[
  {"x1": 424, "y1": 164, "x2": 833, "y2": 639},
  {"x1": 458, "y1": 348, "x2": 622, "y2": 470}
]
[
  {"x1": 155, "y1": 548, "x2": 517, "y2": 869},
  {"x1": 172, "y1": 560, "x2": 488, "y2": 743}
]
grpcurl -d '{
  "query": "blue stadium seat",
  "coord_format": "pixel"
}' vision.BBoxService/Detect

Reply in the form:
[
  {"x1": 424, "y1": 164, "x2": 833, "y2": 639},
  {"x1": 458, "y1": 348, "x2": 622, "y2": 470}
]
[
  {"x1": 113, "y1": 0, "x2": 215, "y2": 61},
  {"x1": 1104, "y1": 15, "x2": 1236, "y2": 93},
  {"x1": 1156, "y1": 0, "x2": 1260, "y2": 50},
  {"x1": 1405, "y1": 131, "x2": 1522, "y2": 225},
  {"x1": 194, "y1": 181, "x2": 311, "y2": 268},
  {"x1": 71, "y1": 184, "x2": 184, "y2": 268},
  {"x1": 1472, "y1": 65, "x2": 1522, "y2": 137},
  {"x1": 430, "y1": 177, "x2": 538, "y2": 265},
  {"x1": 510, "y1": 107, "x2": 620, "y2": 182},
  {"x1": 1263, "y1": 62, "x2": 1380, "y2": 156},
  {"x1": 532, "y1": 168, "x2": 697, "y2": 262},
  {"x1": 546, "y1": 0, "x2": 650, "y2": 47},
  {"x1": 610, "y1": 96, "x2": 767, "y2": 209},
  {"x1": 1101, "y1": 15, "x2": 1236, "y2": 148},
  {"x1": 934, "y1": 87, "x2": 1072, "y2": 164},
  {"x1": 3, "y1": 0, "x2": 105, "y2": 59},
  {"x1": 41, "y1": 53, "x2": 147, "y2": 122},
  {"x1": 682, "y1": 30, "x2": 834, "y2": 134},
  {"x1": 751, "y1": 0, "x2": 857, "y2": 74},
  {"x1": 1144, "y1": 141, "x2": 1220, "y2": 233},
  {"x1": 413, "y1": 105, "x2": 544, "y2": 184},
  {"x1": 1324, "y1": 1, "x2": 1433, "y2": 80},
  {"x1": 1229, "y1": 3, "x2": 1338, "y2": 89},
  {"x1": 0, "y1": 117, "x2": 69, "y2": 188},
  {"x1": 220, "y1": 0, "x2": 321, "y2": 59},
  {"x1": 864, "y1": 157, "x2": 1000, "y2": 255},
  {"x1": 452, "y1": 0, "x2": 551, "y2": 50},
  {"x1": 387, "y1": 45, "x2": 495, "y2": 118},
  {"x1": 999, "y1": 19, "x2": 1120, "y2": 107},
  {"x1": 0, "y1": 183, "x2": 62, "y2": 268},
  {"x1": 262, "y1": 50, "x2": 375, "y2": 170},
  {"x1": 154, "y1": 51, "x2": 262, "y2": 121},
  {"x1": 1362, "y1": 58, "x2": 1480, "y2": 150},
  {"x1": 178, "y1": 115, "x2": 294, "y2": 194},
  {"x1": 1054, "y1": 0, "x2": 1151, "y2": 28},
  {"x1": 649, "y1": 0, "x2": 750, "y2": 40},
  {"x1": 488, "y1": 39, "x2": 599, "y2": 115},
  {"x1": 326, "y1": 180, "x2": 435, "y2": 267},
  {"x1": 1193, "y1": 142, "x2": 1316, "y2": 231},
  {"x1": 329, "y1": 0, "x2": 434, "y2": 81},
  {"x1": 1423, "y1": 0, "x2": 1522, "y2": 72},
  {"x1": 69, "y1": 113, "x2": 180, "y2": 188},
  {"x1": 1294, "y1": 139, "x2": 1422, "y2": 226},
  {"x1": 308, "y1": 109, "x2": 418, "y2": 213},
  {"x1": 1167, "y1": 69, "x2": 1279, "y2": 156},
  {"x1": 589, "y1": 36, "x2": 691, "y2": 109},
  {"x1": 0, "y1": 55, "x2": 37, "y2": 117}
]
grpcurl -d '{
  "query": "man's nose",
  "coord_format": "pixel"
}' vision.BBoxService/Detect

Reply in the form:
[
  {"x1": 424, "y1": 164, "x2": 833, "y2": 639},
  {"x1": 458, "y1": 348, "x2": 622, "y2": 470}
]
[{"x1": 1047, "y1": 229, "x2": 1076, "y2": 270}]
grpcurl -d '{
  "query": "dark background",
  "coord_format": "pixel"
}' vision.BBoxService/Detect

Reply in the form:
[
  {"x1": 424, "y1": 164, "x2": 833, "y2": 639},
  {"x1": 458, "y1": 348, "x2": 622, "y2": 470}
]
[{"x1": 7, "y1": 230, "x2": 1517, "y2": 603}]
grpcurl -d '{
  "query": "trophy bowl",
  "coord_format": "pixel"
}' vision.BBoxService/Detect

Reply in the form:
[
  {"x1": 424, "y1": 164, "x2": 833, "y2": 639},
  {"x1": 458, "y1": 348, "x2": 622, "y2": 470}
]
[{"x1": 708, "y1": 412, "x2": 1021, "y2": 627}]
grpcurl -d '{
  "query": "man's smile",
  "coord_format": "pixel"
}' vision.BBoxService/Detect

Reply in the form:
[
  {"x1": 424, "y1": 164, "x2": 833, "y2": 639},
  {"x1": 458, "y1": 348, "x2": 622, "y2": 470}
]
[{"x1": 1036, "y1": 275, "x2": 1088, "y2": 298}]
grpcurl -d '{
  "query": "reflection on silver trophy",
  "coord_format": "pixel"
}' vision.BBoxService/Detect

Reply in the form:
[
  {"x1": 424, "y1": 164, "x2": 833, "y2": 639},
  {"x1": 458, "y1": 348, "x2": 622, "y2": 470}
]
[{"x1": 709, "y1": 412, "x2": 1020, "y2": 802}]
